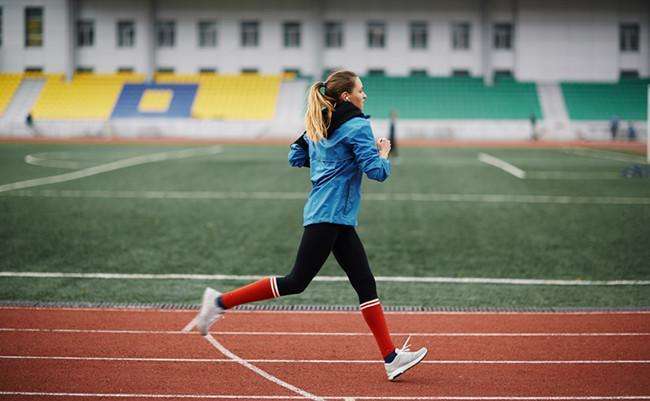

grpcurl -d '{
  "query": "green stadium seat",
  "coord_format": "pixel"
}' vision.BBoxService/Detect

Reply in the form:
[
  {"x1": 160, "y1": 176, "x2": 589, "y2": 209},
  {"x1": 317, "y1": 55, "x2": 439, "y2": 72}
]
[{"x1": 561, "y1": 79, "x2": 649, "y2": 120}]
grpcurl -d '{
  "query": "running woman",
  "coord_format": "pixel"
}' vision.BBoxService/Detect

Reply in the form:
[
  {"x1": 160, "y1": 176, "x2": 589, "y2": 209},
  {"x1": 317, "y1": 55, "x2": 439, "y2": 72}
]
[{"x1": 194, "y1": 70, "x2": 427, "y2": 381}]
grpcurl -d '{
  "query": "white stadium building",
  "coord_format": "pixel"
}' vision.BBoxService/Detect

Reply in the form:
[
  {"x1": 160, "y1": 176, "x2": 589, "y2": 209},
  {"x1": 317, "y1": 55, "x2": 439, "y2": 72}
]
[{"x1": 0, "y1": 0, "x2": 648, "y2": 140}]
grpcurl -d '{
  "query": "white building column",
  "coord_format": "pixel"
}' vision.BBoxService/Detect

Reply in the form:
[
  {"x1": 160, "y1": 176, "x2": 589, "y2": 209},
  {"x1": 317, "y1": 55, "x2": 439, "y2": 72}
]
[
  {"x1": 142, "y1": 0, "x2": 156, "y2": 81},
  {"x1": 311, "y1": 0, "x2": 324, "y2": 79},
  {"x1": 480, "y1": 0, "x2": 492, "y2": 85},
  {"x1": 64, "y1": 0, "x2": 76, "y2": 80}
]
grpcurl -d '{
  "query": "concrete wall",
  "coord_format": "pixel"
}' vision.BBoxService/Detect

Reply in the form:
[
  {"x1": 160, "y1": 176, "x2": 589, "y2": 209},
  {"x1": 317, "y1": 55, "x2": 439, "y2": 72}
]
[{"x1": 516, "y1": 0, "x2": 650, "y2": 81}]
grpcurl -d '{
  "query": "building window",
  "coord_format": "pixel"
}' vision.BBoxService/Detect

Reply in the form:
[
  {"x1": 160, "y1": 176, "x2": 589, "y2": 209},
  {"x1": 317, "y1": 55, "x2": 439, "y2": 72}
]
[
  {"x1": 76, "y1": 20, "x2": 94, "y2": 47},
  {"x1": 157, "y1": 67, "x2": 174, "y2": 74},
  {"x1": 283, "y1": 22, "x2": 301, "y2": 48},
  {"x1": 452, "y1": 69, "x2": 470, "y2": 77},
  {"x1": 283, "y1": 68, "x2": 300, "y2": 77},
  {"x1": 367, "y1": 21, "x2": 386, "y2": 48},
  {"x1": 410, "y1": 21, "x2": 427, "y2": 49},
  {"x1": 199, "y1": 68, "x2": 217, "y2": 74},
  {"x1": 451, "y1": 22, "x2": 470, "y2": 50},
  {"x1": 241, "y1": 21, "x2": 259, "y2": 47},
  {"x1": 368, "y1": 69, "x2": 385, "y2": 76},
  {"x1": 24, "y1": 66, "x2": 43, "y2": 73},
  {"x1": 25, "y1": 7, "x2": 44, "y2": 47},
  {"x1": 494, "y1": 69, "x2": 513, "y2": 80},
  {"x1": 410, "y1": 69, "x2": 427, "y2": 76},
  {"x1": 620, "y1": 23, "x2": 639, "y2": 52},
  {"x1": 324, "y1": 21, "x2": 343, "y2": 48},
  {"x1": 241, "y1": 68, "x2": 259, "y2": 74},
  {"x1": 117, "y1": 20, "x2": 135, "y2": 47},
  {"x1": 198, "y1": 21, "x2": 217, "y2": 47},
  {"x1": 493, "y1": 23, "x2": 513, "y2": 50},
  {"x1": 76, "y1": 66, "x2": 94, "y2": 73},
  {"x1": 117, "y1": 67, "x2": 134, "y2": 73},
  {"x1": 620, "y1": 70, "x2": 639, "y2": 79},
  {"x1": 156, "y1": 20, "x2": 175, "y2": 47}
]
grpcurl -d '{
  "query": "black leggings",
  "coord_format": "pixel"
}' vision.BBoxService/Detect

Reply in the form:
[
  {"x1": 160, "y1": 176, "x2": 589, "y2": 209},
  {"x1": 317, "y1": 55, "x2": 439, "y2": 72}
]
[{"x1": 276, "y1": 223, "x2": 378, "y2": 304}]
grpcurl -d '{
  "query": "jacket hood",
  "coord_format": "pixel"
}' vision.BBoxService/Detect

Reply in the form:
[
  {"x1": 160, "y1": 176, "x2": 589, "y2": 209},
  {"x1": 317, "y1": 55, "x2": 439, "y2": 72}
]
[
  {"x1": 324, "y1": 102, "x2": 370, "y2": 137},
  {"x1": 291, "y1": 102, "x2": 370, "y2": 160}
]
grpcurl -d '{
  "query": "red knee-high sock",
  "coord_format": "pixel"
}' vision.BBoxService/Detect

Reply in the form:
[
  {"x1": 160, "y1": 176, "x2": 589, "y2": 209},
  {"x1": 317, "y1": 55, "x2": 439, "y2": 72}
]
[
  {"x1": 220, "y1": 277, "x2": 280, "y2": 309},
  {"x1": 360, "y1": 298, "x2": 396, "y2": 359}
]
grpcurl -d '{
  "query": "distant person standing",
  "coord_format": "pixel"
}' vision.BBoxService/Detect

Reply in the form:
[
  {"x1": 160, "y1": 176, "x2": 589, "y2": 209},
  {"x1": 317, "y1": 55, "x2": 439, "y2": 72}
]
[
  {"x1": 529, "y1": 112, "x2": 538, "y2": 141},
  {"x1": 389, "y1": 110, "x2": 398, "y2": 158},
  {"x1": 627, "y1": 121, "x2": 637, "y2": 141},
  {"x1": 25, "y1": 112, "x2": 39, "y2": 137},
  {"x1": 609, "y1": 115, "x2": 620, "y2": 140}
]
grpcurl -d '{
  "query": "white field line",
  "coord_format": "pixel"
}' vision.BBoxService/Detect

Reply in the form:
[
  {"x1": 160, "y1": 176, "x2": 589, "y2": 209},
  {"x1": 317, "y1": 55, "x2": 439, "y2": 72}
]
[
  {"x1": 561, "y1": 148, "x2": 648, "y2": 164},
  {"x1": 25, "y1": 154, "x2": 86, "y2": 169},
  {"x1": 1, "y1": 328, "x2": 649, "y2": 337},
  {"x1": 7, "y1": 188, "x2": 650, "y2": 205},
  {"x1": 2, "y1": 355, "x2": 650, "y2": 365},
  {"x1": 0, "y1": 146, "x2": 223, "y2": 194},
  {"x1": 2, "y1": 306, "x2": 649, "y2": 315},
  {"x1": 525, "y1": 171, "x2": 622, "y2": 180},
  {"x1": 203, "y1": 333, "x2": 324, "y2": 401},
  {"x1": 1, "y1": 271, "x2": 648, "y2": 286},
  {"x1": 478, "y1": 153, "x2": 526, "y2": 179},
  {"x1": 0, "y1": 393, "x2": 648, "y2": 401}
]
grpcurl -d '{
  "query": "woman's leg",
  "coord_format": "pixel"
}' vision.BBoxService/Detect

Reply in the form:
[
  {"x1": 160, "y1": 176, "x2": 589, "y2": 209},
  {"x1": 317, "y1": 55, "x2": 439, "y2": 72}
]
[
  {"x1": 218, "y1": 223, "x2": 339, "y2": 309},
  {"x1": 332, "y1": 226, "x2": 396, "y2": 362}
]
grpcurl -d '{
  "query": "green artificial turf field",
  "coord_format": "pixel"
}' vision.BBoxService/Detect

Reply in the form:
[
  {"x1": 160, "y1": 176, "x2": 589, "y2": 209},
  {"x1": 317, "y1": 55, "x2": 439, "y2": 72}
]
[{"x1": 1, "y1": 142, "x2": 648, "y2": 309}]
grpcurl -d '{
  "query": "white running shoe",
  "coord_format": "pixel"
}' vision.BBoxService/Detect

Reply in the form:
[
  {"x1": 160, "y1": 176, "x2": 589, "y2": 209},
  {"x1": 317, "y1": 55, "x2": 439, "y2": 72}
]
[
  {"x1": 195, "y1": 287, "x2": 225, "y2": 336},
  {"x1": 384, "y1": 336, "x2": 428, "y2": 381}
]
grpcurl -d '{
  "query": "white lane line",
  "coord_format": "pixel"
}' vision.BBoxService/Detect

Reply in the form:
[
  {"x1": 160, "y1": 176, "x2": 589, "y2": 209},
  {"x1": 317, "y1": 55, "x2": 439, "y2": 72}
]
[
  {"x1": 203, "y1": 333, "x2": 324, "y2": 401},
  {"x1": 478, "y1": 153, "x2": 526, "y2": 179},
  {"x1": 0, "y1": 392, "x2": 304, "y2": 399},
  {"x1": 2, "y1": 271, "x2": 649, "y2": 286},
  {"x1": 181, "y1": 316, "x2": 197, "y2": 333},
  {"x1": 0, "y1": 146, "x2": 223, "y2": 194},
  {"x1": 5, "y1": 189, "x2": 650, "y2": 205},
  {"x1": 1, "y1": 328, "x2": 649, "y2": 337},
  {"x1": 2, "y1": 355, "x2": 649, "y2": 365},
  {"x1": 0, "y1": 392, "x2": 648, "y2": 400}
]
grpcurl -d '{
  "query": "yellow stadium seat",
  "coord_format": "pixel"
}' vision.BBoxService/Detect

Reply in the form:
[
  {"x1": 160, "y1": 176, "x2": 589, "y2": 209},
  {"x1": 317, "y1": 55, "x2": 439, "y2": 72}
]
[
  {"x1": 31, "y1": 73, "x2": 146, "y2": 120},
  {"x1": 0, "y1": 74, "x2": 24, "y2": 117},
  {"x1": 154, "y1": 73, "x2": 282, "y2": 120},
  {"x1": 139, "y1": 89, "x2": 173, "y2": 112}
]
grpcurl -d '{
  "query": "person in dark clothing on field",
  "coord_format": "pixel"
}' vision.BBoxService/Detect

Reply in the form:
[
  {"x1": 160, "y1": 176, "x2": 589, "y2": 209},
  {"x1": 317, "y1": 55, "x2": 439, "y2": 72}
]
[
  {"x1": 529, "y1": 112, "x2": 538, "y2": 141},
  {"x1": 610, "y1": 115, "x2": 620, "y2": 140},
  {"x1": 627, "y1": 121, "x2": 637, "y2": 141},
  {"x1": 389, "y1": 109, "x2": 398, "y2": 158}
]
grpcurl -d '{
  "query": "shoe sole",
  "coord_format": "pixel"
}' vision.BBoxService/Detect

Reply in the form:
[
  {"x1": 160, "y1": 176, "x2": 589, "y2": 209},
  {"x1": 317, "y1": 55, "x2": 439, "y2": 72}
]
[{"x1": 388, "y1": 348, "x2": 428, "y2": 381}]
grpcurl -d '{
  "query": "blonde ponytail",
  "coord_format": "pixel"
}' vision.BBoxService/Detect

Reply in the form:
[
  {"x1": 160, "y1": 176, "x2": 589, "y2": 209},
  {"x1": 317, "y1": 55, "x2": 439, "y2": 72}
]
[
  {"x1": 304, "y1": 81, "x2": 334, "y2": 142},
  {"x1": 304, "y1": 70, "x2": 358, "y2": 142}
]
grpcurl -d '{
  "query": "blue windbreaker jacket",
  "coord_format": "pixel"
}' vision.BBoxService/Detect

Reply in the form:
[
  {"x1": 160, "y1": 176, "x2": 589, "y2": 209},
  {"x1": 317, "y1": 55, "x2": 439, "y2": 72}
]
[{"x1": 288, "y1": 102, "x2": 391, "y2": 227}]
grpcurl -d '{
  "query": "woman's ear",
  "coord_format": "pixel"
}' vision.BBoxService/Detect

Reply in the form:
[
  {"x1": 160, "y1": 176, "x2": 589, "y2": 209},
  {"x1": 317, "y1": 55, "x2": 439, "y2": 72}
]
[{"x1": 339, "y1": 92, "x2": 350, "y2": 103}]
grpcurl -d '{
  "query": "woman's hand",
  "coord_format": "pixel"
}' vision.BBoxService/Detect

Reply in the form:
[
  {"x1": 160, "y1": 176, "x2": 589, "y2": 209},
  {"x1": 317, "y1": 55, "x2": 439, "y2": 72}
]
[{"x1": 376, "y1": 138, "x2": 391, "y2": 159}]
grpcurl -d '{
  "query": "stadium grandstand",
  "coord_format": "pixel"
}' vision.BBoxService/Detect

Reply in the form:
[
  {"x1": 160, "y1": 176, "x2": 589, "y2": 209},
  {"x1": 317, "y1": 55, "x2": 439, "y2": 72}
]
[{"x1": 0, "y1": 0, "x2": 648, "y2": 140}]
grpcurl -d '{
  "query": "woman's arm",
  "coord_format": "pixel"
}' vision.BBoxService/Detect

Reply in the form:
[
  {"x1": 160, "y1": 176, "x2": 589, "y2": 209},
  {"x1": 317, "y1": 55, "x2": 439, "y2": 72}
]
[
  {"x1": 288, "y1": 132, "x2": 310, "y2": 168},
  {"x1": 349, "y1": 121, "x2": 391, "y2": 182}
]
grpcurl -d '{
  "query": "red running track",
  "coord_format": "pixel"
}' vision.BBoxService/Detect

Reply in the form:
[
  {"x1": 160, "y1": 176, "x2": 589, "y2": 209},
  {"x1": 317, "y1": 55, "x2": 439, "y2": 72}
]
[{"x1": 0, "y1": 307, "x2": 649, "y2": 401}]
